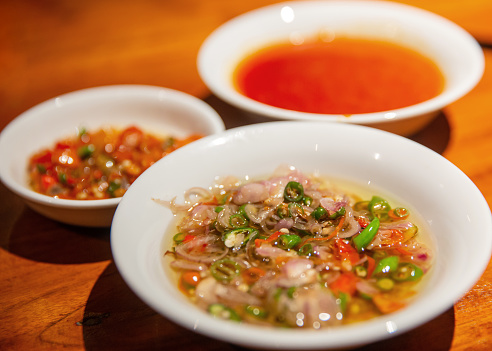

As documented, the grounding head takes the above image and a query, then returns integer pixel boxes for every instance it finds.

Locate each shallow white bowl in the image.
[111,121,491,349]
[0,85,225,227]
[197,0,484,136]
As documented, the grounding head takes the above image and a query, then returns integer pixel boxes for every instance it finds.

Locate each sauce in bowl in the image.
[234,37,444,115]
[164,166,433,328]
[28,126,203,200]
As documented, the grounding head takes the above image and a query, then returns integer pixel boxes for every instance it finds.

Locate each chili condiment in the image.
[28,126,202,200]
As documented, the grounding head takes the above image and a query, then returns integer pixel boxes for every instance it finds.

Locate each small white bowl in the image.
[197,0,484,136]
[0,85,225,227]
[111,121,491,350]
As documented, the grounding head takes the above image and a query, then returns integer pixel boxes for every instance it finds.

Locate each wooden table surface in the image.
[1,1,492,350]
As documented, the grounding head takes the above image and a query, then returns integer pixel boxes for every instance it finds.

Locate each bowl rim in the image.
[197,0,485,124]
[0,84,225,210]
[111,121,492,349]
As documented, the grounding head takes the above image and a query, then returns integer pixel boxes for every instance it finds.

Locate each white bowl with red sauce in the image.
[0,85,225,227]
[197,1,484,136]
[111,121,491,350]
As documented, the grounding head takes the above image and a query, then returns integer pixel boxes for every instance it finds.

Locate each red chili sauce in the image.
[234,37,445,115]
[28,126,203,200]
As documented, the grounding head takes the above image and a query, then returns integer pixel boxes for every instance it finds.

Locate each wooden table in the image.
[1,1,491,350]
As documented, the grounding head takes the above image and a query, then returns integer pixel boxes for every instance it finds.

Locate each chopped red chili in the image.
[28,126,203,200]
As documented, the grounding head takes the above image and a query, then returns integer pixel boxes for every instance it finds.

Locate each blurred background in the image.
[1,0,491,131]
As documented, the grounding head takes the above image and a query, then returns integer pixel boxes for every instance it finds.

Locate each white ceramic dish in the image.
[0,85,225,227]
[111,121,491,350]
[197,0,484,136]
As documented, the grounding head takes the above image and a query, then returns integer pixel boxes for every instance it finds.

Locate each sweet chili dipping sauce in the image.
[234,37,445,115]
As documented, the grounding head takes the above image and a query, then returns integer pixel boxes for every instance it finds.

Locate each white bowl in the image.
[111,121,491,350]
[0,85,225,227]
[197,0,484,136]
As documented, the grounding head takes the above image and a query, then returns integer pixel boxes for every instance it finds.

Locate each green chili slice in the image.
[368,196,391,221]
[58,173,67,184]
[295,229,311,237]
[328,206,346,219]
[107,180,121,197]
[353,200,369,211]
[222,227,258,249]
[391,263,423,282]
[402,225,419,241]
[360,292,373,301]
[373,256,399,276]
[273,288,283,301]
[298,243,313,256]
[353,218,380,251]
[338,292,349,313]
[376,278,395,291]
[287,286,297,299]
[277,204,289,219]
[245,305,268,319]
[278,234,302,250]
[36,164,47,174]
[208,303,241,321]
[311,206,327,220]
[372,250,387,261]
[391,207,409,218]
[216,192,230,205]
[237,204,253,220]
[210,259,241,282]
[77,144,95,159]
[284,181,304,202]
[163,137,176,149]
[214,206,224,213]
[229,214,248,228]
[78,127,87,137]
[173,232,186,243]
[288,202,304,218]
[302,195,313,207]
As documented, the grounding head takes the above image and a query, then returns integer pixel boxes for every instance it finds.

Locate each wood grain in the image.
[1,1,491,350]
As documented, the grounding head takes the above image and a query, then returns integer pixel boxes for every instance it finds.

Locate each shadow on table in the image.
[408,110,451,155]
[204,94,451,155]
[80,261,455,351]
[5,206,112,264]
[81,261,242,351]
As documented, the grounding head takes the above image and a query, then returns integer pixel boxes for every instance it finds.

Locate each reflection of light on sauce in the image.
[234,37,444,115]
